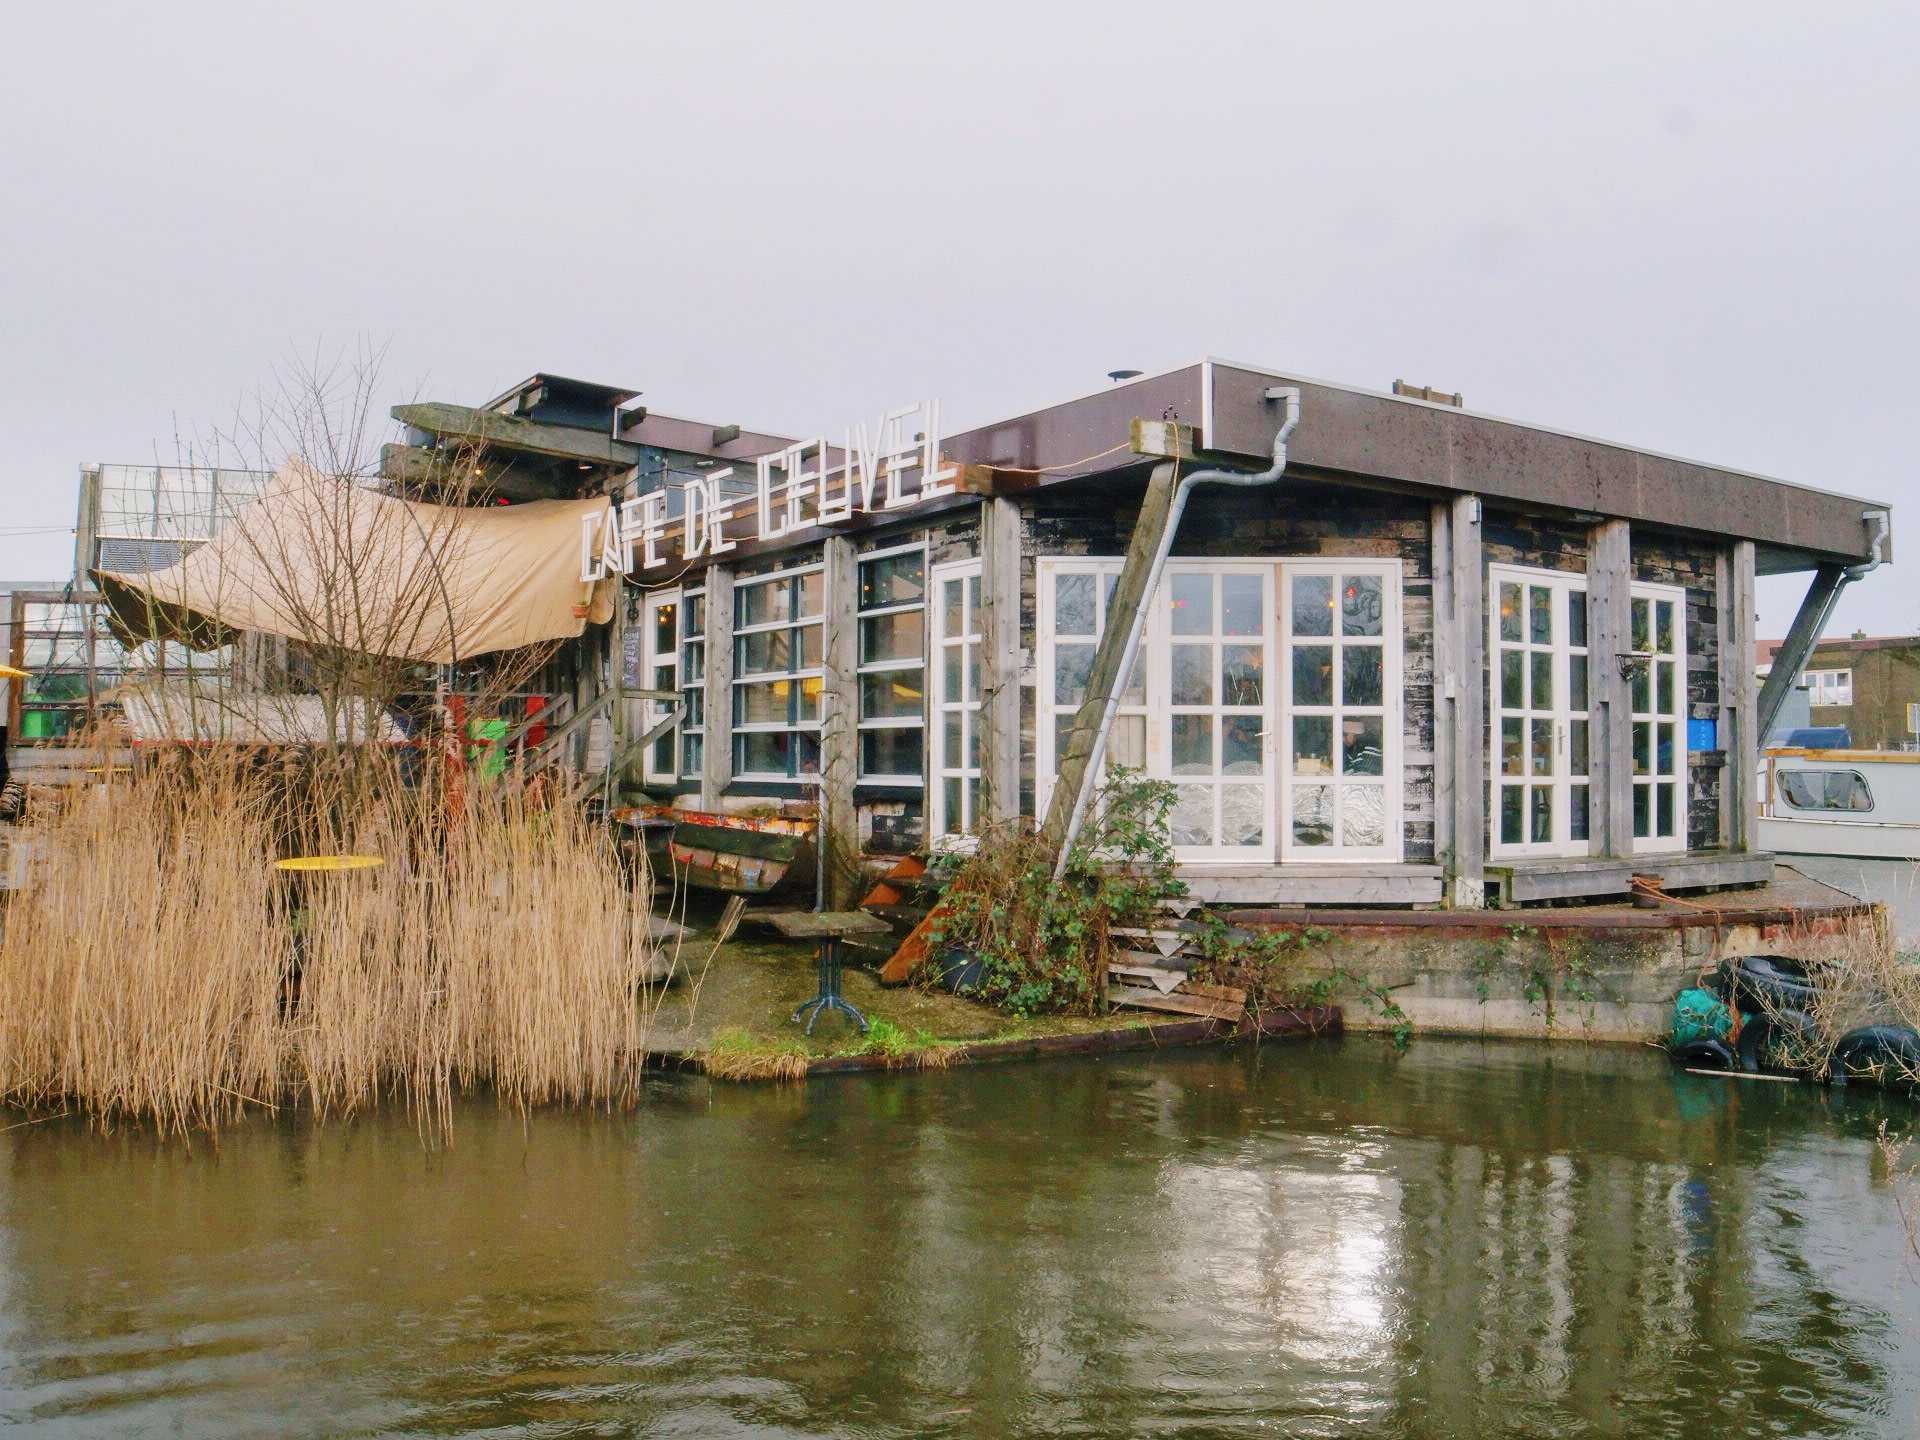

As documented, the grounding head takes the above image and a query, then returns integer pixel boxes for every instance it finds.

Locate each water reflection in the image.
[0,1039,1914,1437]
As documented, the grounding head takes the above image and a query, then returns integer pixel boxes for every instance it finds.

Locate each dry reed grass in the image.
[0,750,665,1137]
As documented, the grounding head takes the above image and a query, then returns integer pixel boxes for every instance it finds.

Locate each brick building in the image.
[1757,634,1920,749]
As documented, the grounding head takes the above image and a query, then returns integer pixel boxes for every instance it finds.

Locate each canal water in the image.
[3,1039,1916,1438]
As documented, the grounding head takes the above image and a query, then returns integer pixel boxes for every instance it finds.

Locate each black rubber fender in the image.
[1717,955,1817,1015]
[1828,1024,1920,1089]
[1737,1008,1820,1076]
[1670,1037,1736,1070]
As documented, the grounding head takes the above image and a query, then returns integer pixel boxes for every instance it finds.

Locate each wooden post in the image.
[1432,495,1486,907]
[819,536,862,909]
[1754,563,1848,743]
[1039,462,1179,857]
[700,564,734,808]
[980,497,1023,822]
[1717,540,1758,850]
[1587,519,1634,858]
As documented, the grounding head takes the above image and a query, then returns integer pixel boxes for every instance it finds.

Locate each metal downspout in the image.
[1052,387,1301,879]
[1801,506,1891,671]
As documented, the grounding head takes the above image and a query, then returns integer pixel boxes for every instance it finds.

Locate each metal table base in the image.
[792,937,868,1035]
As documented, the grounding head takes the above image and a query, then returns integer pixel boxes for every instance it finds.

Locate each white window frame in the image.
[1487,565,1593,859]
[731,561,825,781]
[856,540,928,787]
[930,558,983,837]
[1807,668,1853,706]
[1628,580,1688,853]
[1277,558,1404,863]
[1036,556,1405,865]
[678,586,706,781]
[641,588,680,786]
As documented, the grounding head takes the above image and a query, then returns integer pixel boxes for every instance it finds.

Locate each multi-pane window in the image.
[642,592,679,784]
[1630,585,1686,849]
[857,545,926,784]
[931,561,984,835]
[1807,669,1853,706]
[1490,569,1591,856]
[1038,560,1147,818]
[732,564,824,779]
[1166,566,1270,856]
[679,589,705,780]
[1279,562,1400,860]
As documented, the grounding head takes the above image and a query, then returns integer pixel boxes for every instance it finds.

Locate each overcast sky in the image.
[1,1,1912,638]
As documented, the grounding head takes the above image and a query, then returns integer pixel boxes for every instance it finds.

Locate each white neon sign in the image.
[579,399,957,581]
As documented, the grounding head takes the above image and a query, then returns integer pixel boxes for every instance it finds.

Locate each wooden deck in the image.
[1486,850,1775,906]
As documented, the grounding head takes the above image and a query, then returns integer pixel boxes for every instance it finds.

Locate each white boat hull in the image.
[1758,814,1920,861]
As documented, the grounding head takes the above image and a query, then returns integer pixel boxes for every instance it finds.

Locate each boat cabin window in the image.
[1777,768,1873,813]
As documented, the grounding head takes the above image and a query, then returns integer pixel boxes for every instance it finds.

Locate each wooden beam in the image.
[1039,462,1179,856]
[1588,519,1634,858]
[1432,495,1486,907]
[393,402,642,469]
[819,536,861,909]
[980,497,1023,821]
[1718,540,1758,850]
[700,565,735,807]
[1755,563,1848,742]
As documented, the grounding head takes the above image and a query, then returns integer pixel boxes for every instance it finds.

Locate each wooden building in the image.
[394,363,1894,911]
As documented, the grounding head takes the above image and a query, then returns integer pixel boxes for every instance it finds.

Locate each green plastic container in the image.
[466,717,510,781]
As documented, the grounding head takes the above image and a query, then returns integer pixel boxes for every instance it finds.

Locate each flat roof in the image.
[605,358,1892,570]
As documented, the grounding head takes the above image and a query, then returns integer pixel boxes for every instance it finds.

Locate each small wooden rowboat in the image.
[616,805,818,896]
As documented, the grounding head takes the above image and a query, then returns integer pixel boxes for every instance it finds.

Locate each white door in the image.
[930,560,982,837]
[1630,584,1688,851]
[1161,564,1273,860]
[1489,567,1592,857]
[1278,561,1403,861]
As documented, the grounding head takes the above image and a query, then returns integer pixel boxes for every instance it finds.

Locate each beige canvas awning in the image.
[94,464,617,664]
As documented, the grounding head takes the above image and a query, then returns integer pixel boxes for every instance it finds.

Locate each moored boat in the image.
[615,804,818,896]
[1757,748,1920,862]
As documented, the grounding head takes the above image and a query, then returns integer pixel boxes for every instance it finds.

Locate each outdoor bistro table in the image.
[768,909,892,1036]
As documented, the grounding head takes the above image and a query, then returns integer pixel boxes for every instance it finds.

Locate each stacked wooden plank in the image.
[1106,913,1246,1024]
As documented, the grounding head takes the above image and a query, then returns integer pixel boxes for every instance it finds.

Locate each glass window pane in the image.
[1656,780,1675,838]
[739,731,791,775]
[1221,785,1264,846]
[798,675,823,722]
[1631,597,1651,653]
[1170,573,1212,636]
[1568,591,1587,648]
[1499,583,1523,642]
[1530,785,1553,845]
[1633,722,1651,776]
[738,629,792,675]
[861,671,924,720]
[1656,600,1675,654]
[1341,574,1383,636]
[861,611,922,664]
[736,680,792,726]
[1501,785,1524,845]
[1631,664,1650,714]
[1292,574,1333,636]
[947,717,964,769]
[944,578,968,639]
[1342,716,1384,776]
[1171,645,1213,706]
[1293,716,1334,775]
[1221,574,1263,636]
[1501,651,1523,710]
[1222,716,1263,775]
[860,553,924,608]
[1053,573,1094,635]
[1570,785,1589,841]
[653,601,677,655]
[1656,661,1675,716]
[1570,654,1589,712]
[1052,643,1093,707]
[1569,719,1589,777]
[1530,719,1553,777]
[943,777,963,833]
[1293,785,1333,846]
[1222,646,1264,706]
[1172,786,1214,847]
[1529,586,1552,644]
[1530,652,1553,710]
[1342,646,1383,707]
[965,646,980,703]
[966,574,980,616]
[1108,713,1147,770]
[1657,722,1675,776]
[1501,718,1523,776]
[1341,784,1386,846]
[796,571,824,619]
[1172,715,1213,775]
[682,734,703,776]
[736,579,785,628]
[1294,645,1333,707]
[860,727,923,778]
